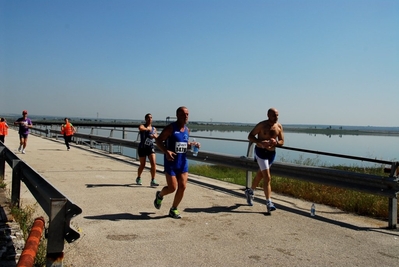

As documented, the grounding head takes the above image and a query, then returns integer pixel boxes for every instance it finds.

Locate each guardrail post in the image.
[54,125,59,140]
[0,146,5,181]
[74,127,79,146]
[122,127,127,139]
[245,142,255,188]
[11,159,22,207]
[74,127,79,145]
[136,133,140,160]
[121,127,126,155]
[46,199,68,267]
[46,252,64,267]
[109,129,114,153]
[388,197,397,229]
[387,162,398,229]
[90,128,94,148]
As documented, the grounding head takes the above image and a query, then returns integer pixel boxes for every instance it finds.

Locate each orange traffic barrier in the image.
[17,216,45,267]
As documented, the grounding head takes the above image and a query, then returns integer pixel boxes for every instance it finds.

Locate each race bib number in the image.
[144,138,153,146]
[175,142,187,153]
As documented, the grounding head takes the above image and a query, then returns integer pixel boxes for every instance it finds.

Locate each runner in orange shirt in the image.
[61,118,76,150]
[0,117,9,143]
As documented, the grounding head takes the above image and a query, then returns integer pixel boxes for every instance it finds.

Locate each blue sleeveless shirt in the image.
[164,122,190,174]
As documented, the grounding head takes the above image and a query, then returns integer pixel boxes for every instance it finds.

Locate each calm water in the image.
[190,130,398,167]
[78,127,398,167]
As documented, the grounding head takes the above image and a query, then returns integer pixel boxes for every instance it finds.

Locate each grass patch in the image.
[11,203,47,267]
[189,163,397,220]
[190,164,248,185]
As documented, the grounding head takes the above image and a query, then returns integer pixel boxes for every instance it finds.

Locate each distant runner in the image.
[14,110,33,154]
[0,117,9,143]
[136,113,159,187]
[61,118,76,150]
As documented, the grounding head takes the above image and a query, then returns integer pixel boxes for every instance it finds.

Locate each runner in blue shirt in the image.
[154,106,200,219]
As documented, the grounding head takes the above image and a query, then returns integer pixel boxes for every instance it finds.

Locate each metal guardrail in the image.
[0,141,82,265]
[30,126,399,229]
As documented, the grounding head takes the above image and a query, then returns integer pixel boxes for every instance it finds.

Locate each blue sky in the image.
[1,0,398,126]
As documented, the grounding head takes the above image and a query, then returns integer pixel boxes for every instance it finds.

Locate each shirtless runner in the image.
[246,108,284,213]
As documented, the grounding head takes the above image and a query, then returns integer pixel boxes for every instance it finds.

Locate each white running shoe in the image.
[22,150,26,154]
[266,201,276,213]
[245,188,254,206]
[18,146,22,152]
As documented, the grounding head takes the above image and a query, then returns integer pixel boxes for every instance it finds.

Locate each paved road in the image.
[2,129,399,267]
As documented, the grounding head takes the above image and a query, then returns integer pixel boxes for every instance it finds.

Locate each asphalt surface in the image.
[1,129,399,267]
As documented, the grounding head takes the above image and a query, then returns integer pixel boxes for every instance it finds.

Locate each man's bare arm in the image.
[248,123,262,145]
[155,125,172,154]
[275,124,284,146]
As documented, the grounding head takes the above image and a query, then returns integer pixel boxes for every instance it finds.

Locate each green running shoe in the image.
[150,180,159,187]
[169,208,181,219]
[154,191,162,209]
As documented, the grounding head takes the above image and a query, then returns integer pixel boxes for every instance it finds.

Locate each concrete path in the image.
[2,129,399,267]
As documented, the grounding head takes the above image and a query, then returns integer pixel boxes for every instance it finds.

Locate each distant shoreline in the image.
[282,127,399,136]
[189,124,399,136]
[3,115,399,136]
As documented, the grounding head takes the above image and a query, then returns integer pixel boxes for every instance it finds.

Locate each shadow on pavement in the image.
[84,212,169,221]
[86,183,138,188]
